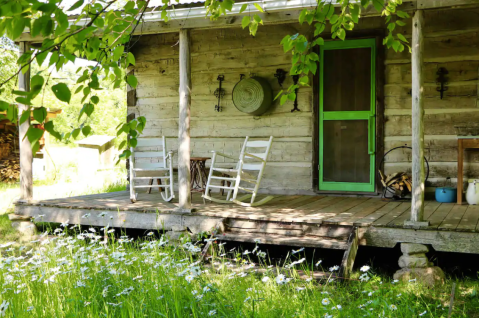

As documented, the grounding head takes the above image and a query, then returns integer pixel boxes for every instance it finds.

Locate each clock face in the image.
[232,77,272,115]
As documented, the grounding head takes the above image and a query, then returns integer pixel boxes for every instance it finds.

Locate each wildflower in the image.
[147,232,154,236]
[305,278,312,282]
[82,213,91,219]
[89,228,96,233]
[208,310,217,316]
[191,290,198,295]
[322,298,330,305]
[196,294,203,301]
[26,306,34,312]
[296,287,306,291]
[389,304,397,311]
[292,247,304,254]
[243,250,251,255]
[244,297,251,302]
[329,265,339,272]
[332,305,342,310]
[246,288,253,292]
[76,280,86,288]
[324,314,332,318]
[0,301,8,317]
[254,239,261,243]
[262,276,270,283]
[392,279,399,284]
[257,251,266,258]
[203,286,211,293]
[315,260,322,266]
[84,302,91,306]
[419,311,427,316]
[409,278,417,282]
[185,275,194,283]
[98,212,108,217]
[60,220,69,227]
[360,265,370,272]
[275,274,287,285]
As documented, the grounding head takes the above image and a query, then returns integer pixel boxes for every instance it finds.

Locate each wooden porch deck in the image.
[14,192,479,254]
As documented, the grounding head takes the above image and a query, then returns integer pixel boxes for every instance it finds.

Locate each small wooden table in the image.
[457,137,479,204]
[190,157,210,193]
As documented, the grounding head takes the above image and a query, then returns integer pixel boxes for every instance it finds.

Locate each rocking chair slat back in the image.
[129,136,175,203]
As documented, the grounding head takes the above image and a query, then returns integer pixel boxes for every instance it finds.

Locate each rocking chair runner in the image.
[203,136,274,207]
[129,137,175,203]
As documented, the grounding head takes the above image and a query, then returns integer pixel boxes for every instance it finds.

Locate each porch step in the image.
[217,232,349,250]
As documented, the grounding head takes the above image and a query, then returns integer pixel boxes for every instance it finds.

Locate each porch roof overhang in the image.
[17,0,479,43]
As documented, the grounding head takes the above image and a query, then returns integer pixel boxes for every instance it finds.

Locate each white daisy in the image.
[360,265,370,272]
[390,304,397,310]
[322,298,330,305]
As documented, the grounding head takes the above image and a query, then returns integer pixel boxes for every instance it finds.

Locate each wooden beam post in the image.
[405,10,429,228]
[177,29,192,212]
[18,42,33,202]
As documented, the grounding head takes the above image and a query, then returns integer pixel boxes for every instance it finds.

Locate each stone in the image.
[393,267,445,287]
[11,221,37,238]
[171,225,186,232]
[401,243,429,255]
[398,254,429,268]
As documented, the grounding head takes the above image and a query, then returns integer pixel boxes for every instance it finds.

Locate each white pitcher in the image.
[466,179,479,205]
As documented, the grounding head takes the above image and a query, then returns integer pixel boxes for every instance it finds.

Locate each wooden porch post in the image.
[177,29,192,212]
[18,42,33,202]
[405,10,429,228]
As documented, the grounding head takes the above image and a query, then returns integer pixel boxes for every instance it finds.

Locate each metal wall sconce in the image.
[214,75,225,112]
[274,69,287,88]
[291,75,300,112]
[436,67,448,99]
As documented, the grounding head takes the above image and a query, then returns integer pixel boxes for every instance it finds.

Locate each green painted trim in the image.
[319,39,376,193]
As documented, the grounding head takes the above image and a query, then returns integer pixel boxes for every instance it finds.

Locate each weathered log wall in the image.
[383,7,479,190]
[129,7,479,194]
[129,24,314,193]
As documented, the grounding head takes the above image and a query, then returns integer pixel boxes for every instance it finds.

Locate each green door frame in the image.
[319,38,376,192]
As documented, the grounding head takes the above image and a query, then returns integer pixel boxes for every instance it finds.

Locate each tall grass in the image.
[0,227,471,318]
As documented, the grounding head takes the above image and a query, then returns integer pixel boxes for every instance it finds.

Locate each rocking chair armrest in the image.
[243,152,266,162]
[210,151,236,160]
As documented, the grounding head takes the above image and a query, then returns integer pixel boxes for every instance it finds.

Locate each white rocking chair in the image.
[203,136,274,207]
[129,137,175,203]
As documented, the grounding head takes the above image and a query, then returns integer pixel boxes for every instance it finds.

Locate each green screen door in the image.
[319,39,376,192]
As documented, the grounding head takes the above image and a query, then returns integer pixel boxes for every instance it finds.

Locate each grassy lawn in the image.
[0,227,477,317]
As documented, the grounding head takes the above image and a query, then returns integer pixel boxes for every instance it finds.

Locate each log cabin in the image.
[12,0,479,279]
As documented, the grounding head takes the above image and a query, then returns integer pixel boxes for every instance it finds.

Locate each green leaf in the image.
[71,128,81,139]
[239,4,248,13]
[41,18,54,37]
[31,142,40,155]
[241,16,250,29]
[299,9,307,24]
[253,3,264,13]
[44,121,62,140]
[222,0,234,11]
[397,33,408,43]
[26,127,44,145]
[127,52,135,66]
[130,138,138,148]
[387,22,396,32]
[396,20,406,27]
[373,0,384,12]
[274,90,283,101]
[30,75,44,98]
[82,125,92,137]
[295,41,308,53]
[337,28,346,40]
[33,107,47,123]
[329,14,339,24]
[280,94,288,105]
[19,108,31,125]
[35,51,49,67]
[298,76,309,85]
[112,46,124,62]
[118,140,127,150]
[55,11,69,36]
[350,4,360,23]
[323,4,335,19]
[51,83,71,103]
[127,75,138,88]
[68,0,84,11]
[91,96,100,104]
[11,17,26,40]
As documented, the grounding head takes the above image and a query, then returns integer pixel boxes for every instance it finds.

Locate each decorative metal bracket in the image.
[436,67,449,99]
[214,75,225,112]
[274,69,287,88]
[291,75,300,112]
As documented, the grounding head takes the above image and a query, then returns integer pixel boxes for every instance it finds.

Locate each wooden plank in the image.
[178,29,192,211]
[387,201,440,228]
[353,201,403,226]
[426,203,455,228]
[18,42,33,201]
[371,202,411,227]
[410,9,426,223]
[457,205,479,232]
[339,227,359,279]
[322,198,376,225]
[423,201,442,219]
[340,199,389,225]
[438,205,468,230]
[218,232,348,249]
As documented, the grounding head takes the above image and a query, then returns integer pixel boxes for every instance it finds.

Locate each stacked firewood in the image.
[0,131,20,182]
[379,171,412,197]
